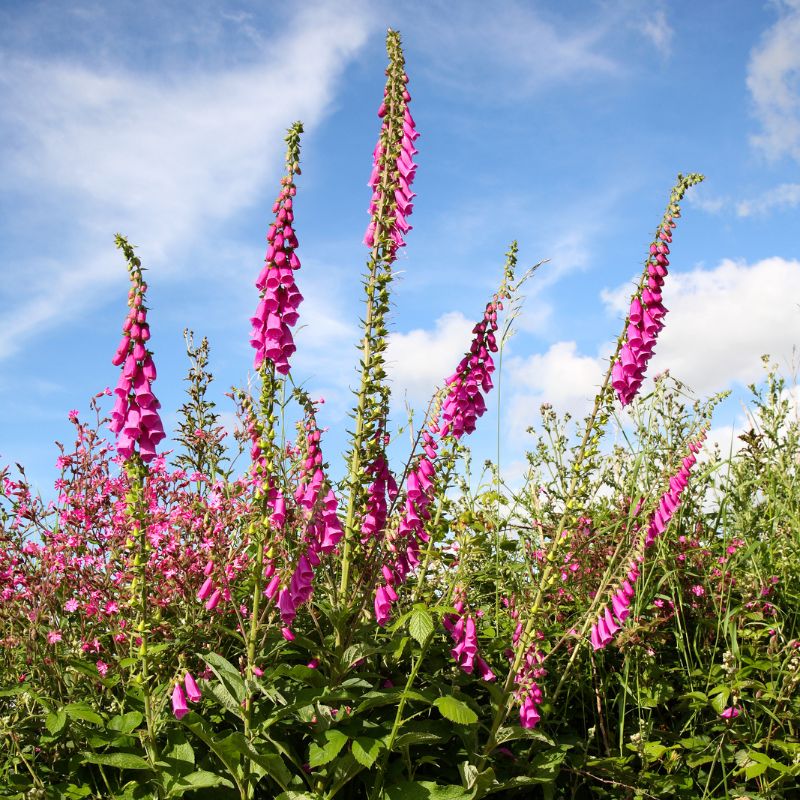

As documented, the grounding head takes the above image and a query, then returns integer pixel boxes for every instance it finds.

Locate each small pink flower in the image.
[691,585,705,597]
[184,672,202,703]
[720,706,739,720]
[96,660,109,678]
[64,598,79,613]
[47,630,62,645]
[172,683,189,720]
[252,666,264,677]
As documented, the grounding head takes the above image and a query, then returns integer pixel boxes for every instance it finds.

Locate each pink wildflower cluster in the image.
[439,294,502,439]
[271,404,343,632]
[361,453,398,542]
[513,643,546,729]
[109,241,165,462]
[611,173,704,405]
[250,127,303,375]
[364,44,418,255]
[172,671,202,719]
[374,428,437,625]
[443,588,495,680]
[590,431,706,650]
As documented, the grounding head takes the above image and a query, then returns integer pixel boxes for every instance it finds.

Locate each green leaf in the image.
[384,781,471,800]
[309,729,349,767]
[433,696,478,725]
[168,770,234,795]
[46,710,68,735]
[408,607,434,646]
[83,752,151,770]
[351,736,382,768]
[65,703,104,725]
[108,712,143,735]
[201,652,246,704]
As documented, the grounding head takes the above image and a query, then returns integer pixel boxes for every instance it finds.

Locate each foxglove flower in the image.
[612,173,704,405]
[172,682,188,720]
[184,671,202,703]
[109,236,165,462]
[364,30,418,258]
[250,122,304,376]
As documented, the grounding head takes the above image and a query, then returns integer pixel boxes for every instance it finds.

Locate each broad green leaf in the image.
[108,712,143,735]
[65,703,104,725]
[168,770,234,795]
[83,752,151,770]
[208,681,243,717]
[309,729,349,767]
[351,736,382,768]
[221,733,292,789]
[46,710,68,735]
[201,652,246,704]
[433,696,478,725]
[408,607,434,646]
[384,781,471,799]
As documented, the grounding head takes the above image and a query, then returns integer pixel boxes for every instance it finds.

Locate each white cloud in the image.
[603,257,800,395]
[736,182,800,216]
[505,341,605,435]
[637,8,673,57]
[385,311,475,405]
[0,3,373,359]
[747,0,800,161]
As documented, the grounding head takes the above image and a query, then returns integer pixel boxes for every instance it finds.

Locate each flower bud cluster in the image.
[109,237,165,462]
[612,174,704,406]
[364,30,418,257]
[250,123,304,376]
[172,671,202,719]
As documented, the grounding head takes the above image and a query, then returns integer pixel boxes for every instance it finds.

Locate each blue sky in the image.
[1,0,799,492]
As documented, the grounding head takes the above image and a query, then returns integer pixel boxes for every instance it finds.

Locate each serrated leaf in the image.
[46,710,67,735]
[433,696,478,725]
[208,681,243,717]
[408,607,434,646]
[201,652,246,704]
[83,752,151,770]
[384,781,471,800]
[351,736,382,768]
[108,712,143,735]
[309,729,349,767]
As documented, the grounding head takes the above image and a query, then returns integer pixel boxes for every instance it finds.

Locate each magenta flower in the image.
[250,123,304,376]
[720,706,740,720]
[109,237,165,462]
[364,31,418,258]
[184,672,202,703]
[172,682,189,720]
[611,174,704,405]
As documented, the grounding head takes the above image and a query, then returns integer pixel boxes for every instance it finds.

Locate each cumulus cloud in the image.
[747,0,800,161]
[602,257,800,395]
[385,311,475,406]
[0,3,373,359]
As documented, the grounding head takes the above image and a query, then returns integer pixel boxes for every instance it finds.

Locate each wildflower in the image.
[691,584,705,597]
[720,706,739,720]
[96,660,109,678]
[109,236,165,462]
[250,123,304,376]
[611,174,704,405]
[364,29,418,257]
[184,672,202,703]
[172,683,189,720]
[47,630,62,644]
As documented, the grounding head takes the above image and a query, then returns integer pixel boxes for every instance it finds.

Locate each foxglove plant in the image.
[611,173,704,406]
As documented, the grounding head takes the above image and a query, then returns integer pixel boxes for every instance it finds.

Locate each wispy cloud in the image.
[0,2,374,359]
[747,0,800,161]
[736,182,800,216]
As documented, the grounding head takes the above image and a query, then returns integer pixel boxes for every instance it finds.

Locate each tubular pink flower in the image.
[184,672,202,703]
[250,123,304,376]
[612,174,704,405]
[172,683,189,720]
[109,238,165,462]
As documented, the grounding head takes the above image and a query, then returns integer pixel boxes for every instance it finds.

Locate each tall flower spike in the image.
[364,29,418,258]
[250,122,304,376]
[611,173,704,406]
[109,236,165,463]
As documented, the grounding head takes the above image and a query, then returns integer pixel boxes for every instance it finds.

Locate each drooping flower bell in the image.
[109,236,165,463]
